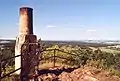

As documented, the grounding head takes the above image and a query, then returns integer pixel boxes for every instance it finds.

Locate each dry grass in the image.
[38,62,76,69]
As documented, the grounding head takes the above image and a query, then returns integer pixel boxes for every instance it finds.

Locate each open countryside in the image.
[1,0,120,81]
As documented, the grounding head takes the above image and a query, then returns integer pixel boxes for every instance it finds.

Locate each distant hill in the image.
[0,39,116,48]
[0,39,15,47]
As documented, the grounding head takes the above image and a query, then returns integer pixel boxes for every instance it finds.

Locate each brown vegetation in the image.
[32,66,120,81]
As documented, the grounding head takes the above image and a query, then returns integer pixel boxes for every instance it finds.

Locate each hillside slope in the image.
[31,66,120,81]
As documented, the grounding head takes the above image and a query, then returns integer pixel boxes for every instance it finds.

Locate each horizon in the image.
[1,38,120,41]
[1,0,120,40]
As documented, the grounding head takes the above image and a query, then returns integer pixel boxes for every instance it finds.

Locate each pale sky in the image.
[1,0,120,40]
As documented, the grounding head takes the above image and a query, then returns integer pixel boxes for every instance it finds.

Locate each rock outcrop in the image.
[30,66,120,81]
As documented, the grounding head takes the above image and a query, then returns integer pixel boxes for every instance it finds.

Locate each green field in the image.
[89,47,120,53]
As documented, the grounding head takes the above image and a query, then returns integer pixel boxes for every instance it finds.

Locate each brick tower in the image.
[15,7,37,75]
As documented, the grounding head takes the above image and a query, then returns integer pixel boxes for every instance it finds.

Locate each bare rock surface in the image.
[30,66,120,81]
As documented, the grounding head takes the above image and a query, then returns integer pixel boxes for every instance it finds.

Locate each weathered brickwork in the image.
[15,7,38,75]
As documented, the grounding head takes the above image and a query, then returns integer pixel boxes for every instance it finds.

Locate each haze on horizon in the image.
[1,0,120,40]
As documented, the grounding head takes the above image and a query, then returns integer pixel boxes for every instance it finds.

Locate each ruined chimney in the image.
[19,7,33,35]
[15,7,37,75]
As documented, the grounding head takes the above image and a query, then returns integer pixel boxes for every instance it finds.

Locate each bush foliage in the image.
[41,45,120,77]
[1,43,120,79]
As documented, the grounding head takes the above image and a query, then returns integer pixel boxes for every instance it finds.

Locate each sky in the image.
[1,0,120,40]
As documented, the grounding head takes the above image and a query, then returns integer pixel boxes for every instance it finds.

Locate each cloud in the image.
[46,25,56,28]
[86,29,97,33]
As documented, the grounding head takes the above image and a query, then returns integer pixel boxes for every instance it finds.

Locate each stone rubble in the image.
[29,66,120,81]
